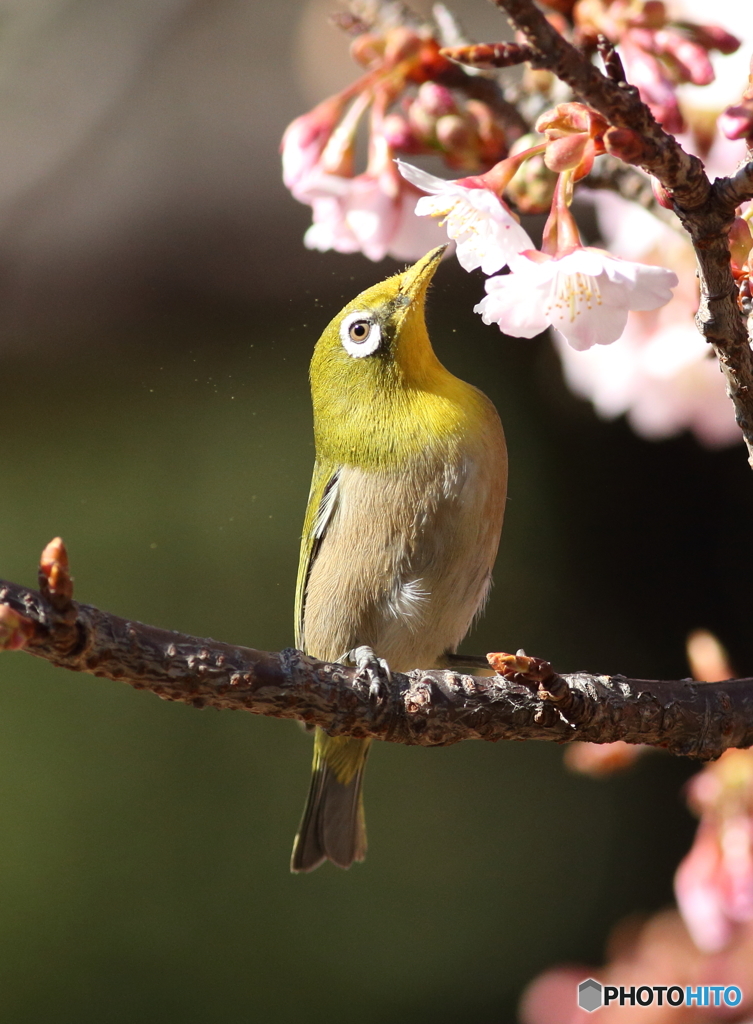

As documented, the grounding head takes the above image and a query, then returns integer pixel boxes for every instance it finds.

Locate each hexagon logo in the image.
[578,978,603,1013]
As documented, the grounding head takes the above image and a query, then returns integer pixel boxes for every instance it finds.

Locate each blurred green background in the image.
[0,2,751,1022]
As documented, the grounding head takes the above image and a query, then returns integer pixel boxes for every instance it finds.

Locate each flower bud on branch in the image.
[440,41,537,70]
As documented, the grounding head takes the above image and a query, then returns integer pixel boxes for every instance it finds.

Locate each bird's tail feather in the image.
[291,732,370,873]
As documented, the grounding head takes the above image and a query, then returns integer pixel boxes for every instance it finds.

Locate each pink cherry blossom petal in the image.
[302,172,445,262]
[478,248,678,350]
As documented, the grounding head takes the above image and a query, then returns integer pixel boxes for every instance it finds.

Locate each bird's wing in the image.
[294,459,341,651]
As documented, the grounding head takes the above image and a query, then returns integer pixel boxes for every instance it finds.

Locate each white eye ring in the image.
[339,311,381,358]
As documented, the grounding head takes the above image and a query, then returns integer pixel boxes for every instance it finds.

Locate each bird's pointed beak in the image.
[399,245,447,302]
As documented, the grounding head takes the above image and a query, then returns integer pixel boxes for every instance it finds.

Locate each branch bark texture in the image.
[2,544,752,762]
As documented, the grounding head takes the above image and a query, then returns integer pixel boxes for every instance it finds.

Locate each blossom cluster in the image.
[282,8,512,263]
[282,0,749,446]
[399,100,679,352]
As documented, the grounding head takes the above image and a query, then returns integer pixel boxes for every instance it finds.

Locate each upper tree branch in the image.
[2,542,753,761]
[488,0,753,469]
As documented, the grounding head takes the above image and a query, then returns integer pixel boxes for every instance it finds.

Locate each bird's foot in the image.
[342,645,392,703]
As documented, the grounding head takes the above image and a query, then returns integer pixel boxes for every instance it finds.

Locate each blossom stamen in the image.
[546,270,603,324]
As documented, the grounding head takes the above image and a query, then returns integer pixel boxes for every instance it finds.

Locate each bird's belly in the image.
[303,441,507,672]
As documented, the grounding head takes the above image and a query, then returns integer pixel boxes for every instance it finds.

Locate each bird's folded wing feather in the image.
[294,459,341,652]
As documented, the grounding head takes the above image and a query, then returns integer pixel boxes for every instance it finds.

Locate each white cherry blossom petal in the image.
[395,161,451,195]
[397,159,533,274]
[474,274,549,338]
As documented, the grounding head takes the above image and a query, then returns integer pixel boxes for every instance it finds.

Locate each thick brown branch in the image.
[2,546,753,761]
[722,159,753,209]
[491,0,753,468]
[493,0,708,204]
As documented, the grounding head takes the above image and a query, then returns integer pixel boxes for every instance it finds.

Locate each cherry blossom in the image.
[554,311,738,445]
[475,247,678,350]
[281,97,349,200]
[302,171,445,262]
[397,160,533,274]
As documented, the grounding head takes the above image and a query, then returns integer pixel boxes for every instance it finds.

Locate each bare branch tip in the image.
[596,34,626,83]
[487,650,554,683]
[38,537,74,609]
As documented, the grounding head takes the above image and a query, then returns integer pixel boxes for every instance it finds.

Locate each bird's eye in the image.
[349,320,370,343]
[340,311,381,358]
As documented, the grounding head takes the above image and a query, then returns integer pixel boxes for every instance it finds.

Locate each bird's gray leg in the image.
[340,645,392,702]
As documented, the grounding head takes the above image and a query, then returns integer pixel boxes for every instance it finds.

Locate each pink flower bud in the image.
[651,176,674,209]
[435,114,474,151]
[603,126,648,164]
[729,218,753,276]
[465,100,507,166]
[683,22,740,56]
[506,165,556,214]
[281,98,345,194]
[675,750,753,953]
[506,134,556,214]
[536,101,607,140]
[416,81,457,118]
[350,34,386,67]
[544,132,590,172]
[655,29,714,86]
[407,97,437,141]
[620,36,685,133]
[537,101,599,137]
[719,101,753,141]
[381,113,424,153]
[383,26,422,64]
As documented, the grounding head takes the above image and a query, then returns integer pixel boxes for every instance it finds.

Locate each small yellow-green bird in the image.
[290,246,507,873]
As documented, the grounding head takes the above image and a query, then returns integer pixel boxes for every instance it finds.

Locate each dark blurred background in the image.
[0,1,751,1021]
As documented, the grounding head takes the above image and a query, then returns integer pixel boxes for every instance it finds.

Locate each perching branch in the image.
[450,0,753,468]
[2,541,753,761]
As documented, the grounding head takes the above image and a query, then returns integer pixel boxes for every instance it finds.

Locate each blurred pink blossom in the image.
[675,750,753,954]
[556,193,739,445]
[619,34,685,134]
[302,170,445,262]
[281,97,348,199]
[519,906,753,1024]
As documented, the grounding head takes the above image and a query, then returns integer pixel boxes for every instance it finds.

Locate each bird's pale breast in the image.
[302,402,507,672]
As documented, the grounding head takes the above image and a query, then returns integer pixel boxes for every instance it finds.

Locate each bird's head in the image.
[310,245,447,400]
[308,246,470,468]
